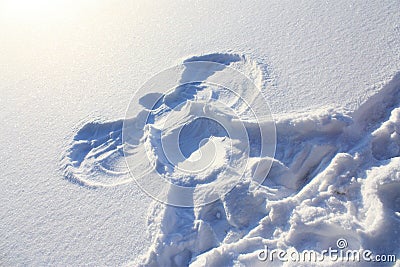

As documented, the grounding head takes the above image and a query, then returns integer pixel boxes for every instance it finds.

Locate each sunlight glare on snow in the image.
[0,0,74,21]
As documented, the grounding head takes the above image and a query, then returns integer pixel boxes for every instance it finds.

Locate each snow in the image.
[132,65,400,266]
[1,0,400,266]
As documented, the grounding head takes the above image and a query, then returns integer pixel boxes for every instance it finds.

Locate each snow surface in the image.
[115,53,400,266]
[1,0,400,266]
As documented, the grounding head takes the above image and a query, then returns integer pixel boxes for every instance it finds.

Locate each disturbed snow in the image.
[62,53,400,266]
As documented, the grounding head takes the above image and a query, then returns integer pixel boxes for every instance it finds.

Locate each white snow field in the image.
[1,0,400,266]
